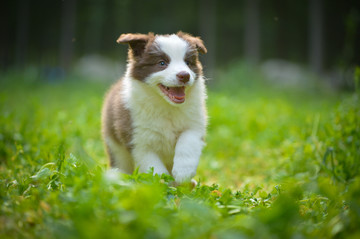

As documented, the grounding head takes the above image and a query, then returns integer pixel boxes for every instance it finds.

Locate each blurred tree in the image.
[199,0,217,78]
[59,0,77,71]
[83,0,105,54]
[341,9,359,67]
[244,0,260,64]
[273,0,289,60]
[15,0,29,69]
[0,1,12,70]
[309,0,324,74]
[1,0,359,75]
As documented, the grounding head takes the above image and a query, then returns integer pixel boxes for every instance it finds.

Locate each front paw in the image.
[172,166,196,184]
[170,179,197,190]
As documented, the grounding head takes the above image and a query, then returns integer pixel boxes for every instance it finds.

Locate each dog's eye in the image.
[159,61,167,66]
[185,60,192,66]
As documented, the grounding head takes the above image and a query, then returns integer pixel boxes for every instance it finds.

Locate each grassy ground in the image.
[1,64,359,238]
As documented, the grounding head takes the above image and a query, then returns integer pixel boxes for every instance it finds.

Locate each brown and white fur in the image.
[101,32,207,184]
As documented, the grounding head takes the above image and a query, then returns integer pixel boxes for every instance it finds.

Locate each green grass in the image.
[1,64,359,238]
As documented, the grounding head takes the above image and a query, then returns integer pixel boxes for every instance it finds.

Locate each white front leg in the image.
[133,150,169,176]
[172,130,205,183]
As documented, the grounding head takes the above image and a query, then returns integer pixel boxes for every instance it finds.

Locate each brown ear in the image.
[177,31,207,54]
[116,33,152,57]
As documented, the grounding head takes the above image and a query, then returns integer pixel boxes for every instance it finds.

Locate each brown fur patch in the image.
[131,42,171,81]
[184,47,202,77]
[117,33,154,58]
[177,31,207,54]
[117,32,172,81]
[177,32,207,78]
[102,79,133,166]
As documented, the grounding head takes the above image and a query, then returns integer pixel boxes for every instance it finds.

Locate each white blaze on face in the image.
[156,35,188,64]
[144,35,197,105]
[148,35,195,87]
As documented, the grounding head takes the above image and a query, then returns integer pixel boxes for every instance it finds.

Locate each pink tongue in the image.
[168,87,185,98]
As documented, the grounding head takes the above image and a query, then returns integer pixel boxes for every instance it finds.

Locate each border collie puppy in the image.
[101,32,207,184]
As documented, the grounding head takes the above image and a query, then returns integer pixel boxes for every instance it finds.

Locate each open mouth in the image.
[158,84,186,104]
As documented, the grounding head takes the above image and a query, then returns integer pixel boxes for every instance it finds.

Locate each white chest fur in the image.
[124,76,207,174]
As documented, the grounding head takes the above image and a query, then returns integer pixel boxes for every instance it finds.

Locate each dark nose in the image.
[176,71,190,84]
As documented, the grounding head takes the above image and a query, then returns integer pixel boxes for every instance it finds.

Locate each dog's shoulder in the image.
[102,78,133,150]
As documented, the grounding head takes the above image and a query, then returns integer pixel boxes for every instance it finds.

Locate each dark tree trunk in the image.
[244,0,260,64]
[59,0,77,71]
[15,0,30,69]
[0,1,11,70]
[199,0,217,78]
[309,0,324,74]
[84,1,105,54]
[274,0,288,60]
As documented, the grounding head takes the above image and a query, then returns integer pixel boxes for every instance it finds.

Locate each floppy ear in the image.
[193,38,207,54]
[116,33,151,57]
[177,31,207,54]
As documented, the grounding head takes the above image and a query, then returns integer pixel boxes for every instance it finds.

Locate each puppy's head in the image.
[117,32,207,105]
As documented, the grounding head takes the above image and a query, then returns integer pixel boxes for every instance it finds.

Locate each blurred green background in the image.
[1,0,360,88]
[1,0,360,238]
